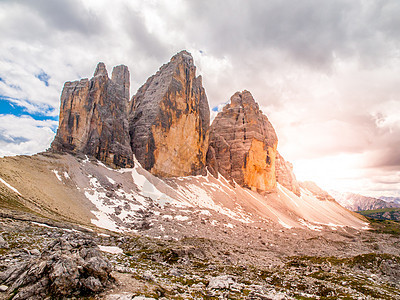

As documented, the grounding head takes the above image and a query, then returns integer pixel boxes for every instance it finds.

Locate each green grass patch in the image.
[364,217,400,235]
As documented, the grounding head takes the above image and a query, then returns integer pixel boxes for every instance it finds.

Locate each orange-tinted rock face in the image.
[129,51,210,177]
[207,91,278,193]
[243,139,277,192]
[51,63,133,168]
[275,152,301,196]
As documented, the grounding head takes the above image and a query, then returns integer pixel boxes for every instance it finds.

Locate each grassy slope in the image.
[358,207,400,221]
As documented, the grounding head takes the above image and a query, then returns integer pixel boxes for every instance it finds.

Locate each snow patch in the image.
[175,215,189,221]
[278,220,293,229]
[362,223,371,230]
[90,210,120,232]
[174,182,251,223]
[98,245,123,254]
[52,170,62,182]
[299,219,323,231]
[98,233,110,237]
[0,177,21,195]
[278,184,299,207]
[31,221,77,233]
[96,160,113,171]
[106,176,116,184]
[83,175,151,232]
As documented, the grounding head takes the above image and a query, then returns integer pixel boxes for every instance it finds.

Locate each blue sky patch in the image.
[212,106,219,112]
[36,70,51,86]
[0,95,58,126]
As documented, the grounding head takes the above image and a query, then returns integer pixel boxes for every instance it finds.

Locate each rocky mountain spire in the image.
[51,63,133,168]
[93,62,108,77]
[128,50,210,177]
[111,65,130,100]
[207,90,278,193]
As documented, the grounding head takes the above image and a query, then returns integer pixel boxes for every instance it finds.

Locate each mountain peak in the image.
[229,90,259,111]
[111,65,130,100]
[129,51,209,177]
[94,62,108,77]
[172,49,193,60]
[51,62,132,168]
[207,91,278,193]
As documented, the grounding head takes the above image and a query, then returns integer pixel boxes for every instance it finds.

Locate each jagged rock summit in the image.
[207,91,279,193]
[50,50,298,196]
[51,51,210,177]
[51,63,133,168]
[129,50,210,177]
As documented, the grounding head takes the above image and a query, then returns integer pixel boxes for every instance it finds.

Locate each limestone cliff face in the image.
[275,152,301,196]
[129,51,210,177]
[207,91,278,193]
[51,63,133,168]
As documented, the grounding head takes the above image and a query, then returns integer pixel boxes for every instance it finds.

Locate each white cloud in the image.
[0,115,57,157]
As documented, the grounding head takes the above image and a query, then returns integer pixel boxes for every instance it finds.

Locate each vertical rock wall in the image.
[128,51,210,177]
[207,91,278,193]
[51,63,133,168]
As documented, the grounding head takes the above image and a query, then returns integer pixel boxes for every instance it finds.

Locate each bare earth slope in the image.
[0,153,367,234]
[1,153,400,299]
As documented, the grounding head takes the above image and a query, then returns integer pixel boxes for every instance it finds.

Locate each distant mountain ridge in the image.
[380,196,400,205]
[330,191,400,211]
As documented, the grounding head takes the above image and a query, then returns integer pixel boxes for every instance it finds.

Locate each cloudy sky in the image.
[1,0,399,197]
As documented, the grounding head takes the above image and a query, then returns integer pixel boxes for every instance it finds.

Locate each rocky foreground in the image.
[1,211,400,299]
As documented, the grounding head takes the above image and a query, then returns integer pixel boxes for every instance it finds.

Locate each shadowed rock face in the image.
[207,91,278,193]
[51,63,133,168]
[276,152,301,196]
[129,50,210,177]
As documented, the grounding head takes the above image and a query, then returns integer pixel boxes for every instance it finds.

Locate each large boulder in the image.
[0,234,113,299]
[51,63,133,168]
[129,51,210,177]
[207,91,278,193]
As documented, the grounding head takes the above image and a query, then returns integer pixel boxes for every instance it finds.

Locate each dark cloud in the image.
[18,0,104,35]
[183,0,400,71]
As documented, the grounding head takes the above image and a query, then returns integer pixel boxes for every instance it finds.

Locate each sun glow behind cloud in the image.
[293,154,362,190]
